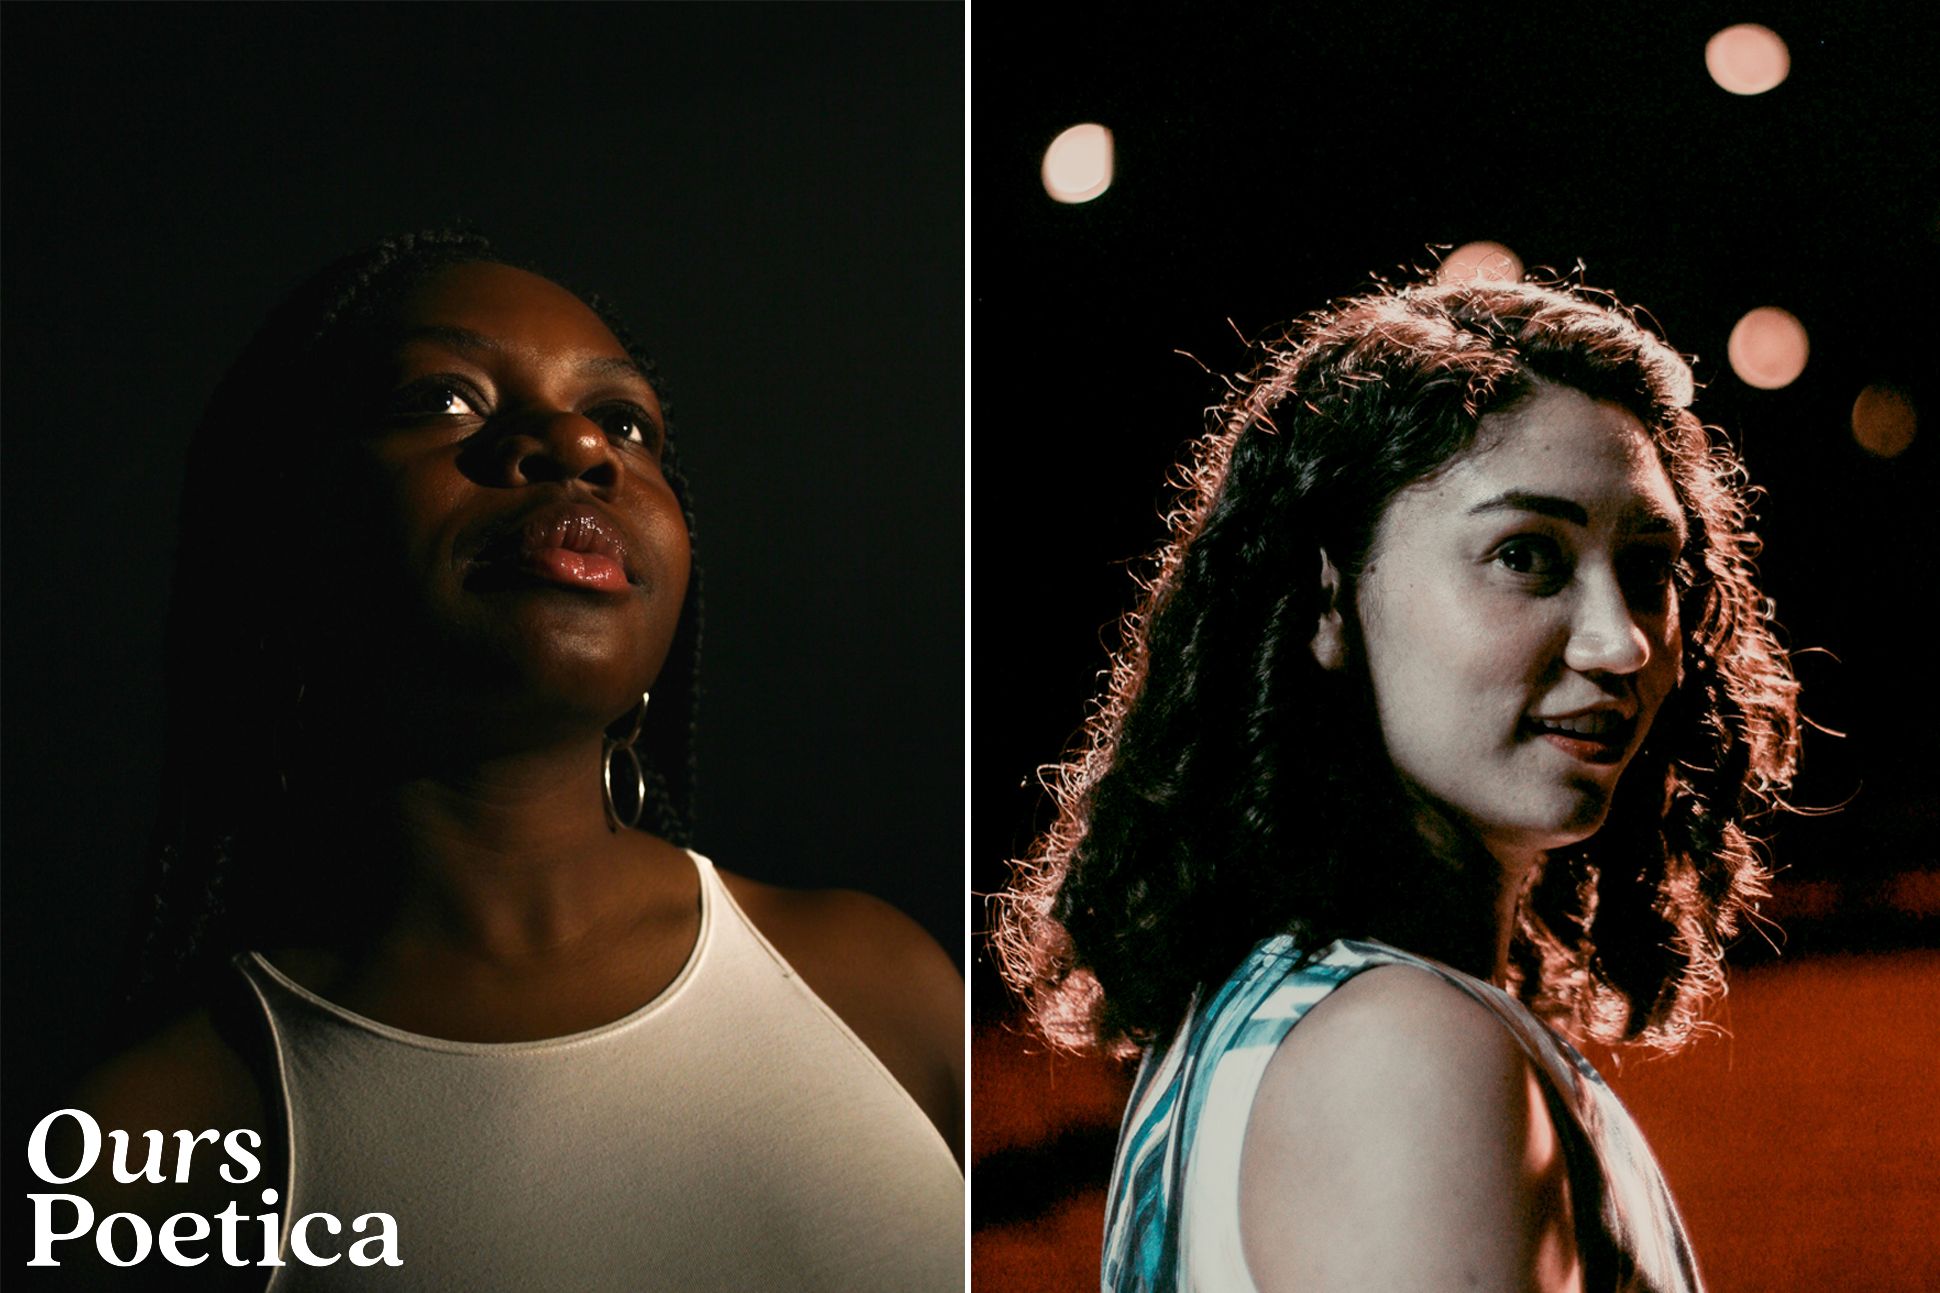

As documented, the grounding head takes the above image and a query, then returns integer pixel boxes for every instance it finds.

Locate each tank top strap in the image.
[228,846,960,1291]
[1102,935,1703,1293]
[1108,937,1390,1291]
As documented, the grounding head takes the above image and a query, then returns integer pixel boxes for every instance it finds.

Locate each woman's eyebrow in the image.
[393,324,654,388]
[577,354,655,387]
[1468,489,1687,541]
[1467,490,1588,525]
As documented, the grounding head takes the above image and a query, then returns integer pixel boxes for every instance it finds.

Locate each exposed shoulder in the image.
[1238,964,1579,1292]
[34,1008,278,1288]
[718,870,962,1159]
[70,1007,268,1144]
[719,872,957,995]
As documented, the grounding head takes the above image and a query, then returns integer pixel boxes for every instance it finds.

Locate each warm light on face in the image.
[1727,307,1809,389]
[1353,386,1685,865]
[1438,241,1523,285]
[1851,384,1918,458]
[1042,123,1114,204]
[1706,24,1790,95]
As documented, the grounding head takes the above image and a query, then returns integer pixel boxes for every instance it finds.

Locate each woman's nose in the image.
[1563,572,1651,676]
[496,411,620,491]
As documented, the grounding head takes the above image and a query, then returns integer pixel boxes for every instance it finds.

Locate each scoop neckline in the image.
[243,847,714,1055]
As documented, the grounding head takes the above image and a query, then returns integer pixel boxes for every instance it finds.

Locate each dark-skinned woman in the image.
[46,231,963,1291]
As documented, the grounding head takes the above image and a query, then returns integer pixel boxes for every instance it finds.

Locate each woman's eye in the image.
[387,381,482,421]
[1619,547,1681,598]
[1494,535,1568,581]
[591,404,662,451]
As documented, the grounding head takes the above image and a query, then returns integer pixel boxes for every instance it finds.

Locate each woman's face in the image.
[300,261,690,738]
[1350,382,1685,866]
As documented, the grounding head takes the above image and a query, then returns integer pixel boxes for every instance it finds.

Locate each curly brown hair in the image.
[995,277,1800,1056]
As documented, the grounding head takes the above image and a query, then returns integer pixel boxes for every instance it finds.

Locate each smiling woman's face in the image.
[301,261,690,740]
[1349,382,1686,868]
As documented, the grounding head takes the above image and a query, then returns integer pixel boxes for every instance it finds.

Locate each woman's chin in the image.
[1475,791,1616,861]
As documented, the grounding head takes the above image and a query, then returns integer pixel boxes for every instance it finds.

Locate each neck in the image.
[1483,842,1541,986]
[1401,793,1538,986]
[280,732,653,961]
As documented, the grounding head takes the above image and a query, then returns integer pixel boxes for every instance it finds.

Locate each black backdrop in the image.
[1,2,963,1163]
[971,2,1938,1021]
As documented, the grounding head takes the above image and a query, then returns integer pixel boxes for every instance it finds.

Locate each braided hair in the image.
[128,229,703,1029]
[996,278,1799,1057]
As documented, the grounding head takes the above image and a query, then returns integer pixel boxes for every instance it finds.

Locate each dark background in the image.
[973,0,1937,1006]
[1,1,963,1176]
[971,4,1937,1288]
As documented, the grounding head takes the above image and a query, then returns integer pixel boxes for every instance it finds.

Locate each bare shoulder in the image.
[720,872,956,990]
[31,1009,277,1288]
[70,1008,268,1142]
[715,871,963,1040]
[718,870,962,1158]
[1238,965,1579,1292]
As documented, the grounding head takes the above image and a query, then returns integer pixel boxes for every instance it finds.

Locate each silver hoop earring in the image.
[602,691,650,832]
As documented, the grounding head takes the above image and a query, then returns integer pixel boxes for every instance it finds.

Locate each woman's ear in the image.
[1309,549,1347,671]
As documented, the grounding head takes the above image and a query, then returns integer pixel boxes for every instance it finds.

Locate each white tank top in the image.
[233,850,963,1291]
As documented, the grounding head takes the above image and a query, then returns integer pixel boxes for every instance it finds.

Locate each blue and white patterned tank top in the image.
[1101,936,1703,1292]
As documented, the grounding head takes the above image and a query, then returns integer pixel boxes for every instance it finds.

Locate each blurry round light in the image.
[1437,240,1523,284]
[1851,384,1918,458]
[1706,24,1790,95]
[1727,307,1809,389]
[1042,123,1114,204]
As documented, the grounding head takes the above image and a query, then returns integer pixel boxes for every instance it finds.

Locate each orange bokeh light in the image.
[1437,241,1524,285]
[1042,123,1114,205]
[1851,384,1918,458]
[1727,307,1809,390]
[1706,24,1790,95]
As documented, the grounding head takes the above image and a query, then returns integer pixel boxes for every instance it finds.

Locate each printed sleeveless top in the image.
[1101,937,1702,1292]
